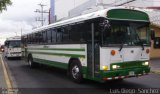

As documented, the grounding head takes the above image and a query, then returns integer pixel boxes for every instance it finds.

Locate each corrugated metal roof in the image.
[147,11,160,27]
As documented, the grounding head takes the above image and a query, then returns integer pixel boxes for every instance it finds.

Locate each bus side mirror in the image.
[99,20,110,29]
[151,29,155,40]
[4,42,7,46]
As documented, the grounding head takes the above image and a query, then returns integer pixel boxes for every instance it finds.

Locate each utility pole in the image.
[35,3,49,26]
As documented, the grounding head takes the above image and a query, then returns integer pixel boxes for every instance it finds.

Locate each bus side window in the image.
[42,31,47,43]
[84,22,91,42]
[32,33,36,44]
[56,28,63,43]
[29,34,32,44]
[76,23,86,43]
[70,24,77,43]
[38,32,43,44]
[70,23,86,43]
[30,33,33,44]
[94,22,101,42]
[36,32,39,44]
[27,35,29,44]
[51,28,57,43]
[47,30,52,43]
[35,32,39,44]
[63,26,70,43]
[28,35,31,44]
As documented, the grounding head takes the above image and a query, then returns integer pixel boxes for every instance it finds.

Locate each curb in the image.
[2,56,18,88]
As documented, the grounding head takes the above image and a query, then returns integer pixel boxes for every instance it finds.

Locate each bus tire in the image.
[114,78,124,82]
[7,57,10,60]
[69,60,83,83]
[28,55,36,68]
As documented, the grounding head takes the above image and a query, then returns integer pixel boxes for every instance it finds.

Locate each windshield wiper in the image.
[138,39,145,51]
[135,33,144,50]
[119,43,124,52]
[139,41,144,50]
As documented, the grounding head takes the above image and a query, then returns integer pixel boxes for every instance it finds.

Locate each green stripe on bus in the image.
[28,48,85,51]
[29,51,85,58]
[33,58,68,69]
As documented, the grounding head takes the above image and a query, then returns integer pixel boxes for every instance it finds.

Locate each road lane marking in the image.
[0,55,13,94]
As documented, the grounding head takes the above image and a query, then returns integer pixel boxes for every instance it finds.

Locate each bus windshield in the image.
[8,40,21,48]
[102,20,150,46]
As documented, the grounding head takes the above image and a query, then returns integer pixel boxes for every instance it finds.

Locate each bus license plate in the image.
[129,71,135,76]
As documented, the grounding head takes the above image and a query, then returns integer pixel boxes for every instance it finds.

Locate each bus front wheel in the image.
[69,61,83,83]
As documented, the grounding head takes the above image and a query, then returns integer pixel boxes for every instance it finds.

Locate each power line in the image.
[35,3,49,26]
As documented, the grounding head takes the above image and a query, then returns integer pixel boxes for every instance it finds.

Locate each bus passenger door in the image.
[87,23,100,78]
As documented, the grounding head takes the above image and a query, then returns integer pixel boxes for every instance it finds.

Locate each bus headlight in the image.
[112,65,120,69]
[102,66,108,70]
[142,62,149,66]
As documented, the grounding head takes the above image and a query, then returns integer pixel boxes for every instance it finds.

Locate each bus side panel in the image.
[27,44,87,70]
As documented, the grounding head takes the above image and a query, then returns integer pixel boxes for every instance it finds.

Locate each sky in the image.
[0,0,49,45]
[0,0,160,45]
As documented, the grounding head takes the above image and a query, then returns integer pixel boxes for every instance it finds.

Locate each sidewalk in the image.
[0,54,7,88]
[150,58,160,74]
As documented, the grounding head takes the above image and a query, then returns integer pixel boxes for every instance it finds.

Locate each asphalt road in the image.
[2,55,160,94]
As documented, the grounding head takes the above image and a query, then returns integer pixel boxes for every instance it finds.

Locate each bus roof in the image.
[23,7,149,36]
[6,36,21,41]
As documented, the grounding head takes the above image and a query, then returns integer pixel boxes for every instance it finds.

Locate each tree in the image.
[0,0,12,12]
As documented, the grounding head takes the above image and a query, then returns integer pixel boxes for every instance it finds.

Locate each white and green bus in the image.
[22,7,151,83]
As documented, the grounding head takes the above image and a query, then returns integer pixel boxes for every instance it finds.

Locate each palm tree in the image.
[0,0,12,12]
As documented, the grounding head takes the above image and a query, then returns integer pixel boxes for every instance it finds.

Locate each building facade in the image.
[50,0,155,21]
[150,24,160,59]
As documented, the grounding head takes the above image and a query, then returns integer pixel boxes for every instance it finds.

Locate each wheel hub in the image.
[72,65,79,79]
[29,60,32,66]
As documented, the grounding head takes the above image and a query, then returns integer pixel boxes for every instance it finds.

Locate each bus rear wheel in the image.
[69,61,83,83]
[28,55,36,68]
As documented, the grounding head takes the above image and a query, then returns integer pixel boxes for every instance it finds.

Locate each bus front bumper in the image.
[101,67,150,81]
[7,53,22,57]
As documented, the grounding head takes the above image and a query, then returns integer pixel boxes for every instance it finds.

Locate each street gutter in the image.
[151,70,160,74]
[0,54,18,94]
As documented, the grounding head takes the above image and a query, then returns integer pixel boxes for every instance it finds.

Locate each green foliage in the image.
[0,0,12,12]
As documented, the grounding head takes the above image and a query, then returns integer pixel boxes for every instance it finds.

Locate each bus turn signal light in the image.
[111,50,116,56]
[102,66,108,70]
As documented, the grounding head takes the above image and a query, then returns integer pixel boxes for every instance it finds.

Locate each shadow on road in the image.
[4,58,156,94]
[6,57,22,61]
[20,64,146,88]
